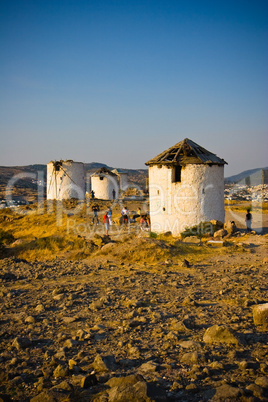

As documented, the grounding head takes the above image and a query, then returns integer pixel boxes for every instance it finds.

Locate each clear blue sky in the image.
[0,0,267,176]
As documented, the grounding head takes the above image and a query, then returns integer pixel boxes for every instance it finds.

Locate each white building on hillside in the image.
[47,160,85,200]
[91,168,119,200]
[145,138,227,235]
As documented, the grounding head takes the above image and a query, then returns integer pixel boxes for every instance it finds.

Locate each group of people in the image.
[91,203,253,236]
[91,204,151,235]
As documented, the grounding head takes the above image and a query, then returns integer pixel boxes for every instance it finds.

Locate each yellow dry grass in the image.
[1,200,266,262]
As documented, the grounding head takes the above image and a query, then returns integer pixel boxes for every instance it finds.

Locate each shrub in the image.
[181,222,216,239]
[0,228,15,245]
[149,232,157,239]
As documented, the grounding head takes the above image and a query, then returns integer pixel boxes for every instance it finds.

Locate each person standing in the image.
[121,206,129,225]
[107,207,112,225]
[92,204,99,225]
[104,211,110,235]
[245,209,252,232]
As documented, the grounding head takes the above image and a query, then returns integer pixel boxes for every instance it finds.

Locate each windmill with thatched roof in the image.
[145,138,227,235]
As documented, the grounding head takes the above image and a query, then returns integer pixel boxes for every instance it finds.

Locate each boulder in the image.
[214,229,228,238]
[92,354,116,372]
[203,325,240,345]
[106,375,167,401]
[183,236,201,244]
[252,303,268,330]
[255,376,268,389]
[212,384,241,400]
[224,221,237,234]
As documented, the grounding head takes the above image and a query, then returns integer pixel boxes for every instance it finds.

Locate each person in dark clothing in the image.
[92,204,99,225]
[245,209,252,232]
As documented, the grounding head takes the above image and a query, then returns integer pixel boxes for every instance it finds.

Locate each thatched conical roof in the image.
[145,138,227,166]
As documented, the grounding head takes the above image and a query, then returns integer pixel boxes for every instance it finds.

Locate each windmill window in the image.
[173,165,182,183]
[99,176,104,181]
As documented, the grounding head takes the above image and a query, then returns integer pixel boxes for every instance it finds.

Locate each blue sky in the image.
[0,0,267,176]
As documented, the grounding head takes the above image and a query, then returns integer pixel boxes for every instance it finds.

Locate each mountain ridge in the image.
[1,164,267,186]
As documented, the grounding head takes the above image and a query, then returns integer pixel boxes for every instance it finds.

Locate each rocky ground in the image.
[0,232,267,401]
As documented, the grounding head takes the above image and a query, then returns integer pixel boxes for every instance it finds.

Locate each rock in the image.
[181,351,199,365]
[255,376,268,388]
[246,383,265,399]
[92,354,116,372]
[181,259,191,268]
[252,303,268,330]
[224,221,237,234]
[52,287,65,296]
[164,259,172,266]
[35,304,45,313]
[212,383,241,400]
[179,340,200,349]
[63,339,77,348]
[53,364,69,378]
[214,229,228,238]
[203,325,240,345]
[25,316,35,324]
[138,361,159,373]
[182,296,198,306]
[30,387,73,402]
[76,329,86,340]
[62,316,77,323]
[30,391,57,402]
[127,345,140,357]
[12,337,32,350]
[210,361,224,370]
[106,375,167,401]
[52,381,74,392]
[53,294,65,301]
[81,373,98,388]
[68,359,77,370]
[183,236,201,244]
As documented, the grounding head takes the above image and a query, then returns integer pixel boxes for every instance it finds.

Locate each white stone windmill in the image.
[46,160,85,200]
[145,138,227,235]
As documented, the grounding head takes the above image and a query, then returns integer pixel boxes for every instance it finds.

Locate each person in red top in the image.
[104,211,110,235]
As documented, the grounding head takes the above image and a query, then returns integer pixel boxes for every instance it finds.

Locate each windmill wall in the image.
[47,161,85,200]
[91,174,119,200]
[148,164,225,235]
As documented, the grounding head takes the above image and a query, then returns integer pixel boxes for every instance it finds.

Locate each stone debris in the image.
[0,234,267,401]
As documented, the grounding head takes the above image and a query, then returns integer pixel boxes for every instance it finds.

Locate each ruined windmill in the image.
[46,160,85,200]
[145,138,227,235]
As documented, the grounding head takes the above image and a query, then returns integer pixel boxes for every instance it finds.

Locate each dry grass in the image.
[0,200,263,262]
[225,200,268,213]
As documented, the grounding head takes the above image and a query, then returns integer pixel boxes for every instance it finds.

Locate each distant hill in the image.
[0,163,148,200]
[225,167,268,185]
